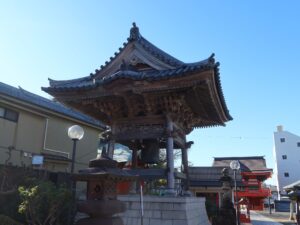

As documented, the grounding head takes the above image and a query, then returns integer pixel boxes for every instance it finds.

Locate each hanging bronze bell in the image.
[141,139,160,164]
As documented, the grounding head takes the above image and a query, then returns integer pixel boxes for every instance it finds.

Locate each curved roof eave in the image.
[44,23,213,90]
[43,64,232,123]
[213,62,233,121]
[43,54,217,91]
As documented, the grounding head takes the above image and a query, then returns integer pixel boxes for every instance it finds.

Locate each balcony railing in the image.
[237,187,271,197]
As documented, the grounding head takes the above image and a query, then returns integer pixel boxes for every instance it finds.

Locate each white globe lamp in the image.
[68,125,84,173]
[68,125,84,140]
[230,160,240,170]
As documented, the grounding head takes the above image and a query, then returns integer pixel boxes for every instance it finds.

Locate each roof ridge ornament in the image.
[129,22,141,41]
[209,53,215,64]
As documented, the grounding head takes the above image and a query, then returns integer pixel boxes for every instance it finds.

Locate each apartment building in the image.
[273,125,300,197]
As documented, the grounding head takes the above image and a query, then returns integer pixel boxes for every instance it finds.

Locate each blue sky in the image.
[1,1,300,184]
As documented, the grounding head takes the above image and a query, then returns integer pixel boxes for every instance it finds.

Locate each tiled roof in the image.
[212,156,272,172]
[189,166,243,187]
[0,82,105,128]
[43,58,216,91]
[90,22,184,76]
[42,23,232,122]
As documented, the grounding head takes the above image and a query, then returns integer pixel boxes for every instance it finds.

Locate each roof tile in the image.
[0,82,105,128]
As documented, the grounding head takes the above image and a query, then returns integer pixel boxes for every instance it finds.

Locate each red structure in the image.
[238,170,272,210]
[213,156,272,211]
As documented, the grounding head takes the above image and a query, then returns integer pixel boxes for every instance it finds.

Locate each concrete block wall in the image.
[117,195,210,225]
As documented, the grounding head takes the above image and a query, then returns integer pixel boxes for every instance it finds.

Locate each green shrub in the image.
[0,166,37,223]
[18,181,72,225]
[0,191,25,223]
[0,215,22,225]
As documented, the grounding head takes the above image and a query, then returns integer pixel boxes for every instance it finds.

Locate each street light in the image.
[67,125,84,225]
[230,160,240,225]
[68,125,84,173]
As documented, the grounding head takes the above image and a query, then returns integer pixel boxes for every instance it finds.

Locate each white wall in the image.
[273,127,300,197]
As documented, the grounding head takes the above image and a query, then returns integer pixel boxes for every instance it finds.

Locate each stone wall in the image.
[117,195,210,225]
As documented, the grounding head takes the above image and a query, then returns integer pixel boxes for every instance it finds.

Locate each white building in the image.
[273,125,300,198]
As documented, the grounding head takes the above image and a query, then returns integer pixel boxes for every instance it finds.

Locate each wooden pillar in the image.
[107,139,115,159]
[107,125,115,159]
[131,148,138,168]
[182,141,193,190]
[181,147,190,190]
[129,147,138,194]
[166,117,175,190]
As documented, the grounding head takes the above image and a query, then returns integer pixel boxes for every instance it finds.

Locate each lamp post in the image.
[67,125,84,225]
[68,125,84,173]
[230,160,240,225]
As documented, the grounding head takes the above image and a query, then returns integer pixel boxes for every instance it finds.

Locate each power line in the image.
[0,145,35,155]
[199,135,270,140]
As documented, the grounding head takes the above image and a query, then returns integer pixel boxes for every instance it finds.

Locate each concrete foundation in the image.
[117,195,210,225]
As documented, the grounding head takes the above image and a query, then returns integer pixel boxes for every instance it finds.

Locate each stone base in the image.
[77,199,125,216]
[118,195,210,225]
[76,216,123,225]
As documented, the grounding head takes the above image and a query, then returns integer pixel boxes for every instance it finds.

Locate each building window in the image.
[282,155,287,160]
[280,138,285,143]
[0,106,19,122]
[284,172,289,177]
[297,142,300,147]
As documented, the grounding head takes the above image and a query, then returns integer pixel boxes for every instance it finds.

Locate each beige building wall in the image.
[44,116,100,171]
[0,102,102,172]
[0,117,19,165]
[15,110,45,159]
